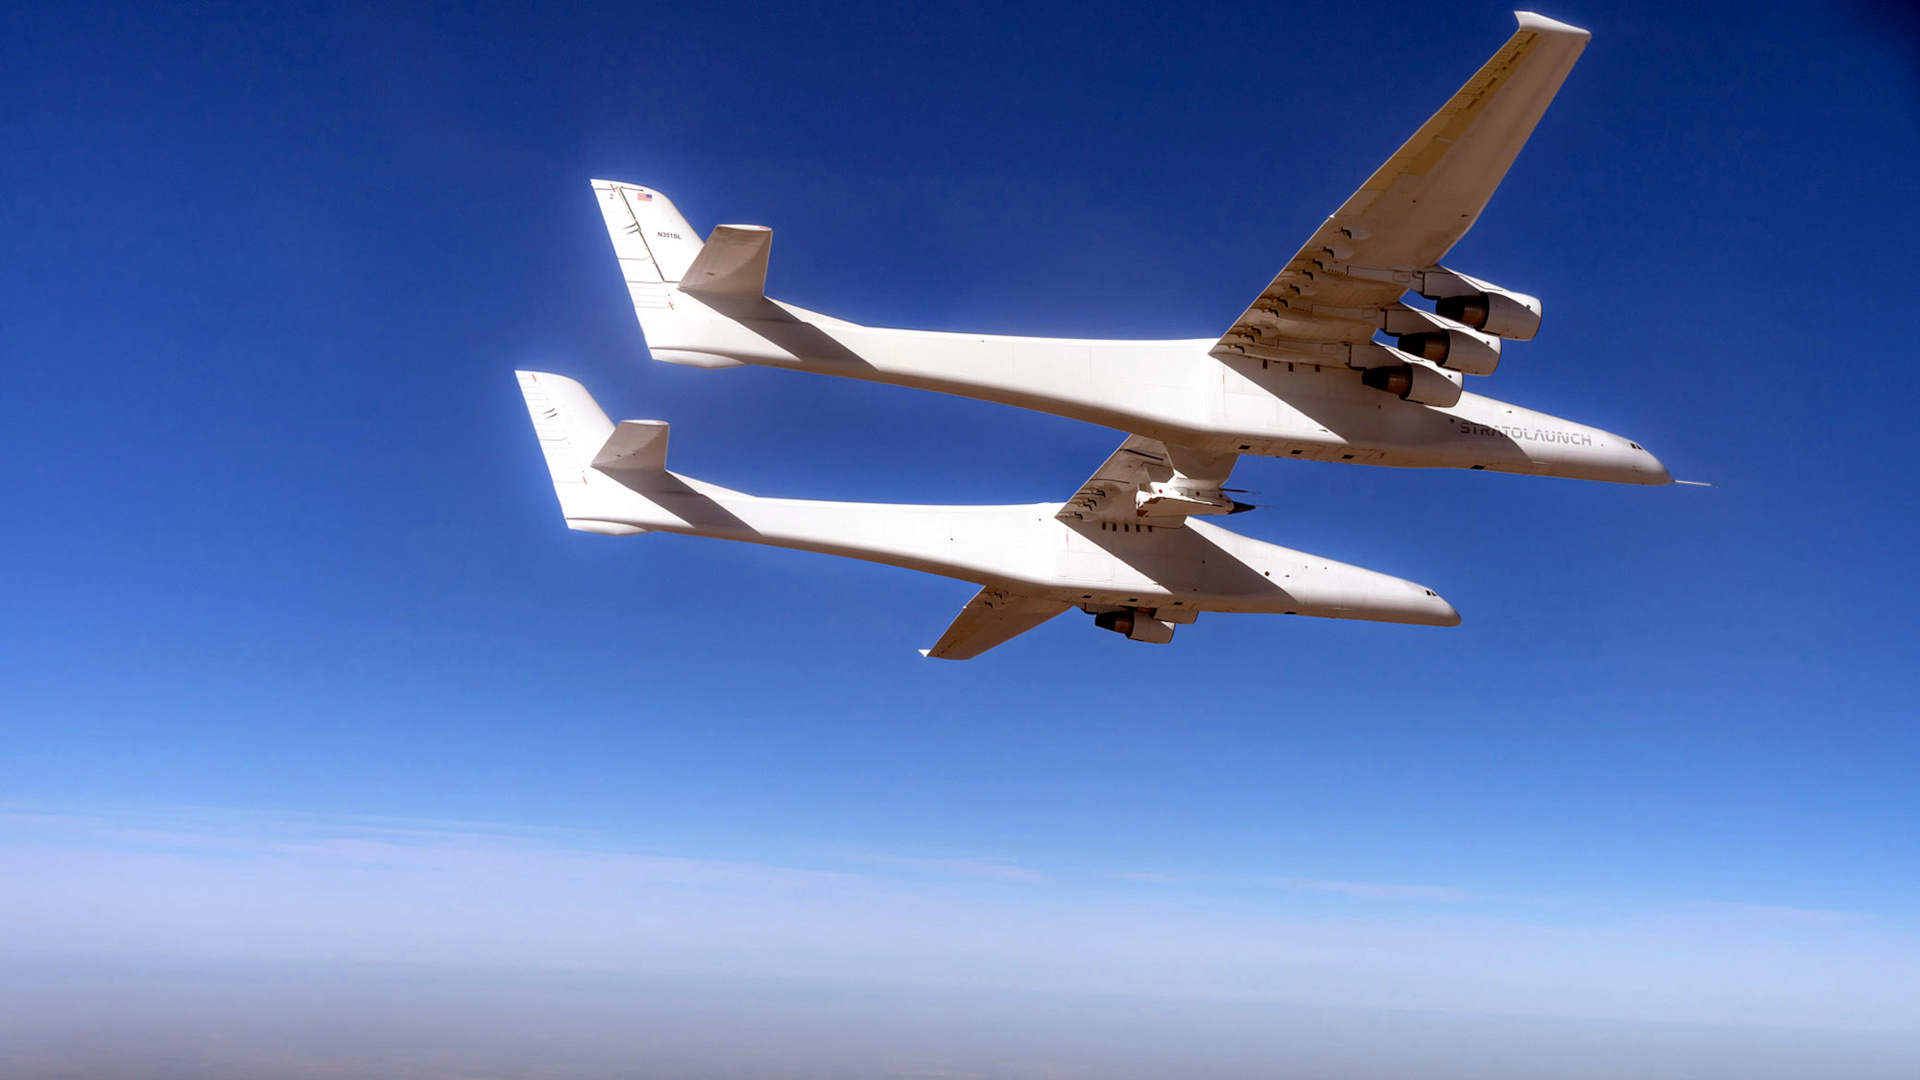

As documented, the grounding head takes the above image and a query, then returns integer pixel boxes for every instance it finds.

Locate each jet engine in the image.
[1093,608,1176,644]
[1434,291,1540,340]
[1393,327,1502,376]
[1361,359,1463,408]
[1417,268,1543,341]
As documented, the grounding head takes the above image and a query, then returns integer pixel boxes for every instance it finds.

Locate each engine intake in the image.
[1393,328,1501,376]
[1418,268,1543,341]
[1093,608,1176,644]
[1361,359,1462,408]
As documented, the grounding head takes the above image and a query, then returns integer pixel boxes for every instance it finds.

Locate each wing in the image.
[926,436,1253,658]
[922,588,1072,660]
[1056,436,1244,526]
[1214,12,1589,359]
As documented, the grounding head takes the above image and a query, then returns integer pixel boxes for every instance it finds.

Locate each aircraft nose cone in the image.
[1585,438,1671,486]
[1599,431,1670,485]
[1639,448,1672,486]
[1392,579,1461,626]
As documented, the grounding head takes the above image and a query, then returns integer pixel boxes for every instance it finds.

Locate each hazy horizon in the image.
[7,950,1918,1080]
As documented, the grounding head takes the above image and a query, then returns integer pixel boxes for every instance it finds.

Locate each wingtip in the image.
[917,648,933,658]
[1514,11,1591,39]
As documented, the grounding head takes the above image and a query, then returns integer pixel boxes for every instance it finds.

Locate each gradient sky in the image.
[3,1,1918,1075]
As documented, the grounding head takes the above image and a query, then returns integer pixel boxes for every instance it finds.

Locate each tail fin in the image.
[592,179,705,285]
[514,370,651,535]
[591,181,706,358]
[592,180,756,369]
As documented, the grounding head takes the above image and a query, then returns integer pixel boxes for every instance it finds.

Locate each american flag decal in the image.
[635,190,653,201]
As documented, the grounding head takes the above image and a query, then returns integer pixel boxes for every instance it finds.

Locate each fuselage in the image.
[645,294,1670,486]
[566,471,1460,628]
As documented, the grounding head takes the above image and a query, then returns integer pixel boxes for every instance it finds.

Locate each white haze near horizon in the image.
[2,806,1917,1079]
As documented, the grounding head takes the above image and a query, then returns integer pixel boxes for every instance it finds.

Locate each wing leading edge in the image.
[922,589,1073,660]
[1215,11,1589,360]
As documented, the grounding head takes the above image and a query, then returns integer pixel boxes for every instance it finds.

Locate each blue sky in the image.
[3,1,1918,1074]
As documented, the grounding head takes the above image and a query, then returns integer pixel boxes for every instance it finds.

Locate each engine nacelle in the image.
[1361,359,1463,408]
[1418,268,1543,341]
[1434,292,1541,340]
[1093,608,1176,644]
[1393,327,1502,376]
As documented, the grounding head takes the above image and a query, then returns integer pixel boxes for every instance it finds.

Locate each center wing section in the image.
[923,437,1248,660]
[1214,12,1589,361]
[1056,436,1245,527]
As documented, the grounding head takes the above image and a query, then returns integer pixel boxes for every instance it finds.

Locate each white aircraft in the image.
[591,12,1669,486]
[516,371,1459,658]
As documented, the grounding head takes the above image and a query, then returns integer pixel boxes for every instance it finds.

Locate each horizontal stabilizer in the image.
[924,588,1072,660]
[680,225,772,296]
[592,419,670,472]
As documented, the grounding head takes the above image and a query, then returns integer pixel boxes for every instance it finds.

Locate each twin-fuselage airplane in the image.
[518,11,1667,658]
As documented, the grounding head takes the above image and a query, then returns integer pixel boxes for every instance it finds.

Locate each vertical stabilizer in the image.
[592,180,716,361]
[516,369,614,483]
[515,370,646,532]
[593,180,704,283]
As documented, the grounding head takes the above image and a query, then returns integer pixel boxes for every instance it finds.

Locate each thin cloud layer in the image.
[2,804,1916,1033]
[1269,876,1477,902]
